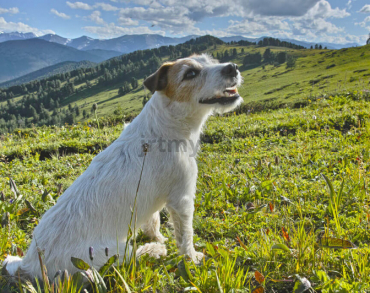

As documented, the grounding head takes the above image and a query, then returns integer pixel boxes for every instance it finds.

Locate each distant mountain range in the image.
[0,31,361,51]
[0,31,39,42]
[0,32,198,53]
[0,31,363,84]
[0,39,106,83]
[219,36,360,50]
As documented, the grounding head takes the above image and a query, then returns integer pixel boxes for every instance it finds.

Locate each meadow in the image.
[1,89,370,292]
[1,43,369,126]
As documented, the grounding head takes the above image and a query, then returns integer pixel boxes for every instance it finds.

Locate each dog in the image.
[3,53,243,280]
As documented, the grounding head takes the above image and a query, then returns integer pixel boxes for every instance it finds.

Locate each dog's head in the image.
[144,54,243,113]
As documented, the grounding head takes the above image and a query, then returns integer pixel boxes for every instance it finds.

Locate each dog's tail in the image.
[2,255,23,276]
[136,242,167,259]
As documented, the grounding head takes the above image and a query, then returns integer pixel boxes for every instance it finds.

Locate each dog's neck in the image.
[140,92,212,140]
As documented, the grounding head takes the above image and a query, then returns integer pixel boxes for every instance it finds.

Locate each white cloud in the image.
[66,1,93,10]
[0,7,19,14]
[0,17,54,35]
[356,15,370,27]
[304,0,350,19]
[226,17,290,35]
[50,8,71,19]
[86,11,105,24]
[239,0,320,17]
[94,3,119,11]
[359,5,370,13]
[118,6,196,33]
[83,23,165,38]
[118,17,139,26]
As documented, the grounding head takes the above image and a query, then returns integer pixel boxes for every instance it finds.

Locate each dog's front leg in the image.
[167,197,204,264]
[141,211,167,243]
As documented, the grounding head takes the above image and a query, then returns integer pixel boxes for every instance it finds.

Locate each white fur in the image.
[3,54,243,280]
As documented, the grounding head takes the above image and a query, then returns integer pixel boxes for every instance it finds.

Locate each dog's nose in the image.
[221,63,238,77]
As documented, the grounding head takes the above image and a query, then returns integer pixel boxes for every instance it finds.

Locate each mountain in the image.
[0,31,38,42]
[220,35,361,49]
[0,60,97,88]
[0,32,199,53]
[0,32,361,51]
[84,49,122,60]
[38,34,71,46]
[0,39,105,83]
[55,34,198,53]
[67,36,95,50]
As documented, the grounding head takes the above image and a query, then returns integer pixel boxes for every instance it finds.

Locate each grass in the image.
[1,90,370,292]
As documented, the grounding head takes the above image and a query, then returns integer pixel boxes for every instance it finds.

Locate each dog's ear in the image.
[144,62,174,94]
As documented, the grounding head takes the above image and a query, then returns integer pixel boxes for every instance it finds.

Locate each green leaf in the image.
[271,244,291,252]
[178,257,192,282]
[91,267,107,293]
[215,270,224,293]
[113,266,131,293]
[9,177,19,198]
[41,190,50,202]
[322,174,335,199]
[319,237,356,249]
[71,257,90,270]
[71,272,85,290]
[99,254,118,276]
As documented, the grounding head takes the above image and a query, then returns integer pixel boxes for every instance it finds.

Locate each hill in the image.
[0,61,97,88]
[0,39,106,83]
[0,35,369,134]
[84,49,122,60]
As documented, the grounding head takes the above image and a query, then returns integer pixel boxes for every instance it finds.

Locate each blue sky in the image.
[0,0,369,44]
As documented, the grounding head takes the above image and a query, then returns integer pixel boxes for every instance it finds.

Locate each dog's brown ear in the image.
[144,62,174,94]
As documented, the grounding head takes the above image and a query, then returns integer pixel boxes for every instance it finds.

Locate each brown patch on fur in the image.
[165,59,204,103]
[144,62,174,94]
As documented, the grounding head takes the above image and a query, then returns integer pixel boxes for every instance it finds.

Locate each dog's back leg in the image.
[141,211,167,243]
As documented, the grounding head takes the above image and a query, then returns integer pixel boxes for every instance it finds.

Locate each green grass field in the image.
[1,90,370,292]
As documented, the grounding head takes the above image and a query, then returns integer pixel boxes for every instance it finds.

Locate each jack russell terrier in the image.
[4,53,243,280]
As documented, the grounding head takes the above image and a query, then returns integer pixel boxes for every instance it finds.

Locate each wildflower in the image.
[89,246,94,261]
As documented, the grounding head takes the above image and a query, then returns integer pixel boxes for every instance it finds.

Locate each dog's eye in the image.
[184,69,199,80]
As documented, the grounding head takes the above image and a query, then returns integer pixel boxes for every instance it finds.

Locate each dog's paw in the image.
[191,251,204,264]
[137,242,167,259]
[154,234,168,244]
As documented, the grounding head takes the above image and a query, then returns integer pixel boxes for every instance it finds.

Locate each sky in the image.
[0,0,369,44]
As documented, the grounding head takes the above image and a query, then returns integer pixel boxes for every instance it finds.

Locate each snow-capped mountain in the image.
[0,31,39,43]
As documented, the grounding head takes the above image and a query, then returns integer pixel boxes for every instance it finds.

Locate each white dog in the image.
[3,54,243,280]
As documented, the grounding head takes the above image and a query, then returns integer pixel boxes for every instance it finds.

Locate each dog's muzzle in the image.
[199,80,241,105]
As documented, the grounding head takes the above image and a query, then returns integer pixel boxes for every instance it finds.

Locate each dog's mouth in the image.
[199,84,240,105]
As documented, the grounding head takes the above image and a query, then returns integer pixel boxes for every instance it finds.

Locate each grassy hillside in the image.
[0,38,369,134]
[0,61,97,88]
[60,44,370,120]
[1,91,370,292]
